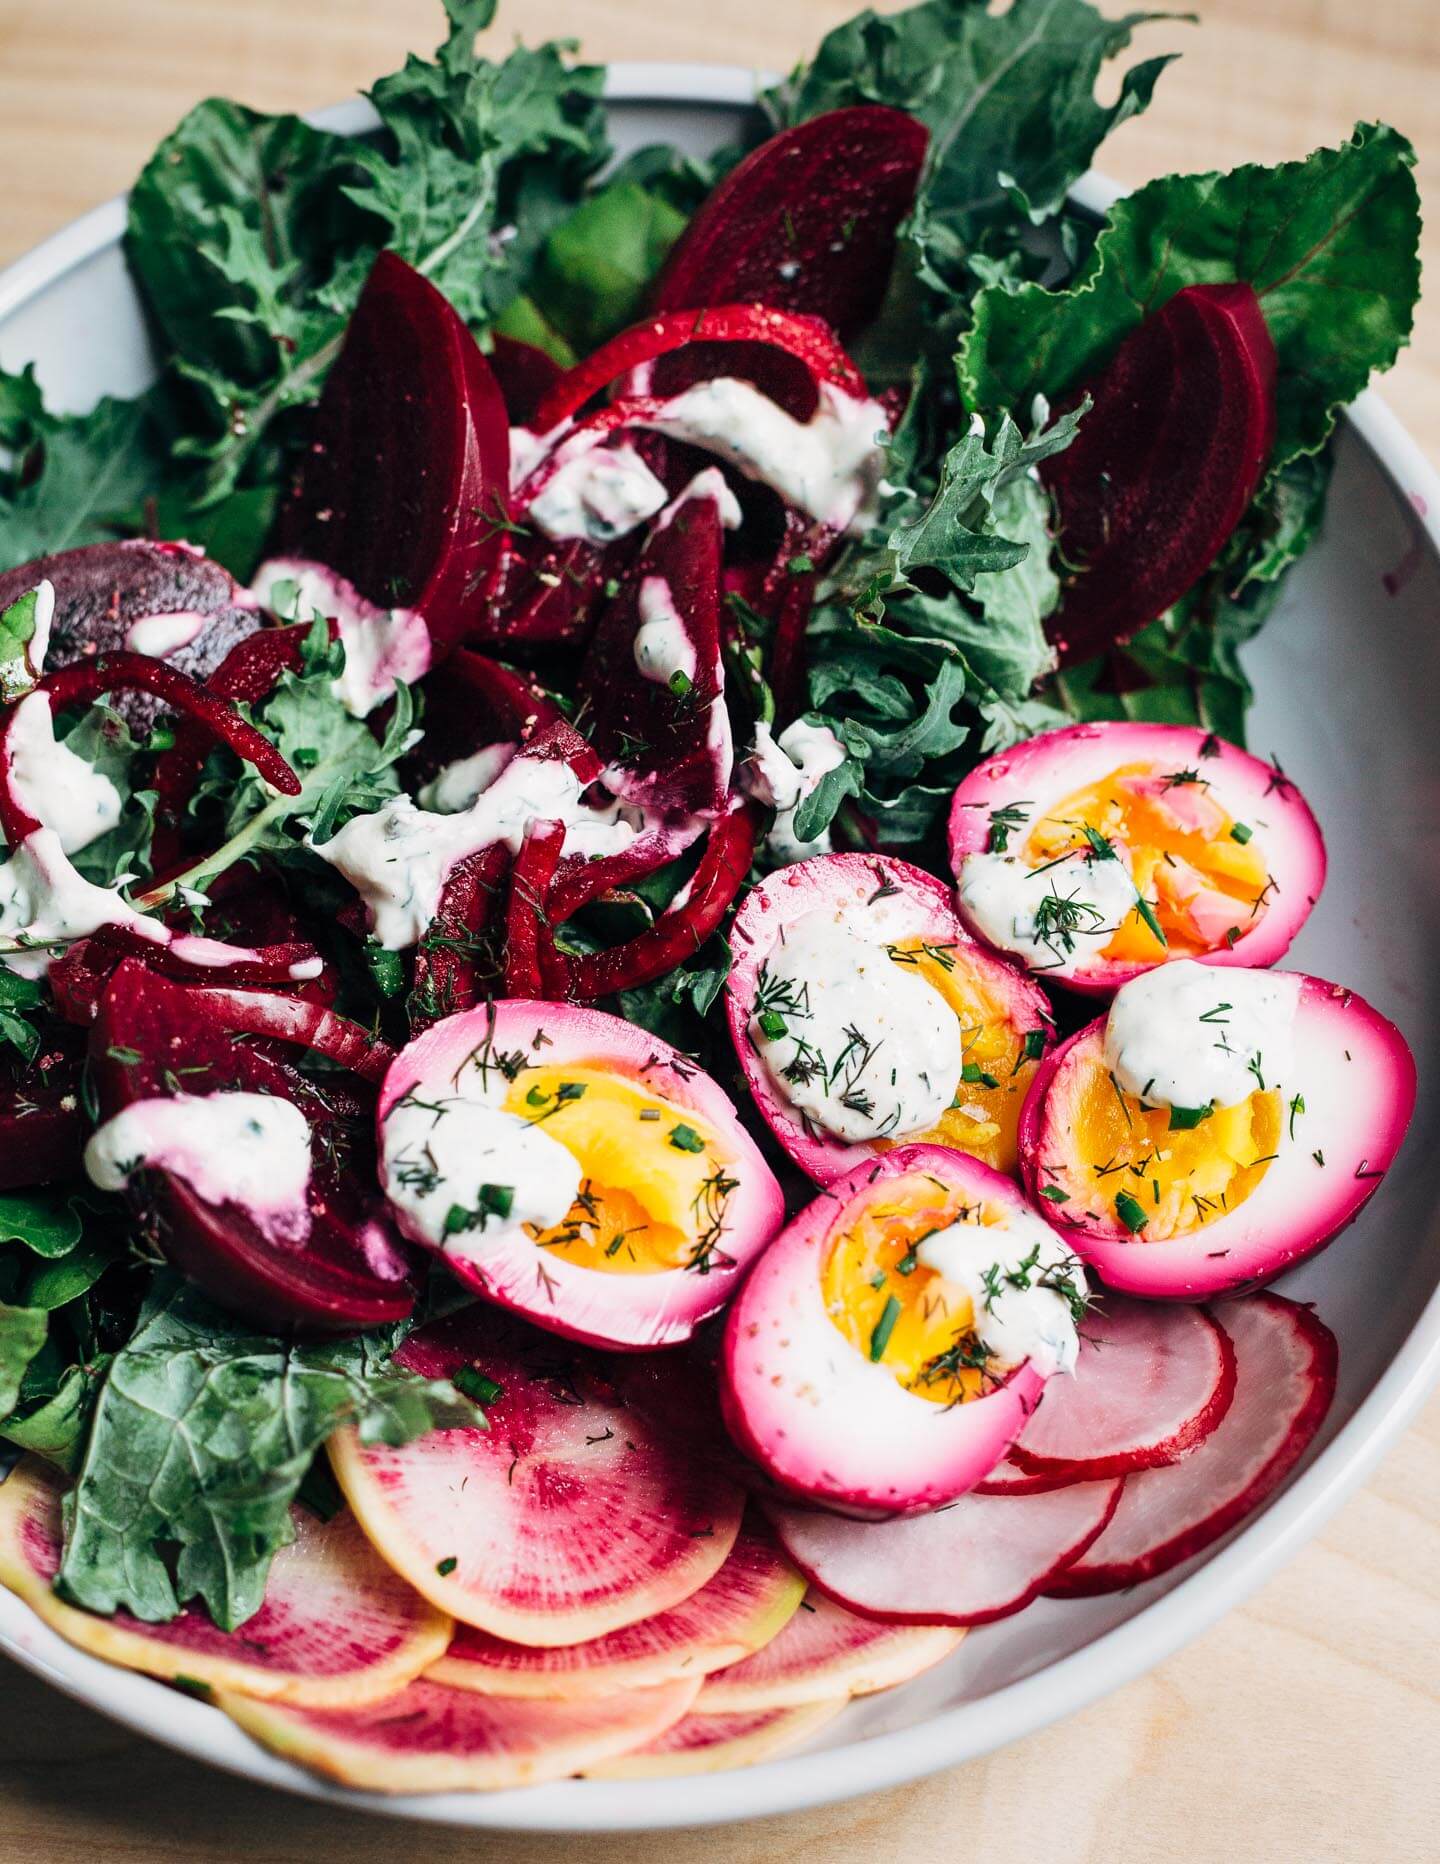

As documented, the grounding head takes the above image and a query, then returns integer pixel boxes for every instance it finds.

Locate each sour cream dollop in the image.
[1103,959,1301,1109]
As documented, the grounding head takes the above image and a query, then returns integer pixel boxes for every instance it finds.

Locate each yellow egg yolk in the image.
[1023,760,1273,961]
[501,1065,735,1275]
[870,939,1042,1176]
[1039,1040,1282,1239]
[821,1172,1014,1405]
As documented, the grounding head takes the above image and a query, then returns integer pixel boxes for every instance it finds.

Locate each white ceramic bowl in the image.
[1,67,1438,1835]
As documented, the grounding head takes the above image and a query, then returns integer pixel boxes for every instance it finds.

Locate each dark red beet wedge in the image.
[0,542,262,730]
[90,962,416,1332]
[277,251,510,660]
[1041,283,1277,665]
[487,333,564,426]
[652,107,928,339]
[580,491,730,817]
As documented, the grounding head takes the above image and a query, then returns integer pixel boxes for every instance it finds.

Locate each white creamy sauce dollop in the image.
[632,578,698,687]
[381,1070,580,1263]
[417,743,517,815]
[958,848,1142,971]
[526,440,669,544]
[752,907,961,1144]
[251,558,432,720]
[916,1207,1087,1376]
[741,719,846,863]
[0,830,166,978]
[1103,958,1301,1110]
[84,1090,313,1245]
[24,579,54,678]
[313,751,641,949]
[5,692,123,854]
[124,611,207,659]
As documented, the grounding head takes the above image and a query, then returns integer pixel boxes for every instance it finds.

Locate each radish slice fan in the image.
[580,1699,849,1779]
[698,1590,962,1710]
[1048,1293,1337,1594]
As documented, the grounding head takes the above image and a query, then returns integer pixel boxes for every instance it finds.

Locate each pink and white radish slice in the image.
[330,1307,746,1646]
[948,722,1325,994]
[0,1459,450,1706]
[580,1698,849,1780]
[719,1144,1088,1518]
[220,1674,702,1794]
[1019,965,1416,1299]
[1009,1298,1237,1479]
[375,999,784,1349]
[698,1590,962,1711]
[428,1514,805,1698]
[725,853,1052,1186]
[1049,1292,1337,1594]
[766,1478,1121,1625]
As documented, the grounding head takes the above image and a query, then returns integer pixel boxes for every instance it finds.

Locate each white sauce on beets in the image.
[752,907,961,1144]
[0,830,166,978]
[958,848,1143,972]
[123,611,207,659]
[916,1207,1087,1376]
[1103,959,1301,1110]
[526,440,669,544]
[84,1091,313,1245]
[5,692,123,854]
[313,751,641,950]
[251,558,432,720]
[741,719,846,863]
[381,1073,580,1263]
[632,578,698,687]
[417,743,517,815]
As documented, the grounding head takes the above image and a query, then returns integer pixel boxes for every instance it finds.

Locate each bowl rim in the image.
[0,60,1438,1836]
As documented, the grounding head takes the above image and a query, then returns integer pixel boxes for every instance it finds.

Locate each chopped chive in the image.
[525,1085,548,1107]
[1039,1185,1070,1204]
[1023,1030,1046,1061]
[1168,1103,1214,1131]
[869,1269,888,1291]
[786,554,815,576]
[668,1123,706,1153]
[1133,893,1168,948]
[1230,822,1253,845]
[757,1010,789,1041]
[961,1062,1000,1090]
[868,1294,902,1362]
[1114,1189,1149,1233]
[454,1366,502,1406]
[668,669,693,700]
[436,1556,458,1576]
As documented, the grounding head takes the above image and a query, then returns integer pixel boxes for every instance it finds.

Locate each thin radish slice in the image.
[219,1674,701,1794]
[330,1308,745,1646]
[1010,1299,1237,1479]
[580,1698,848,1779]
[1048,1292,1336,1595]
[428,1514,805,1699]
[975,1458,1084,1497]
[0,1460,450,1707]
[767,1479,1121,1626]
[699,1590,962,1711]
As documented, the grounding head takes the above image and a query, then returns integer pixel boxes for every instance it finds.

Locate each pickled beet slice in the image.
[90,961,415,1331]
[1041,283,1277,665]
[579,491,729,817]
[276,251,510,660]
[652,107,928,339]
[487,332,564,425]
[0,541,262,730]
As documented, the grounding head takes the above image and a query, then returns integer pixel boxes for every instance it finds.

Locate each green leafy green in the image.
[0,971,45,1069]
[56,706,157,889]
[960,122,1420,477]
[0,1302,49,1417]
[57,1276,485,1629]
[0,1191,85,1259]
[0,584,45,703]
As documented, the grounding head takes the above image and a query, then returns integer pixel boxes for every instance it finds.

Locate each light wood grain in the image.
[0,2,1437,1858]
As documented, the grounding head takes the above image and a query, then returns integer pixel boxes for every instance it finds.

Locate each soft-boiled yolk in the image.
[871,940,1040,1175]
[501,1066,733,1275]
[822,1172,1008,1405]
[1025,761,1272,960]
[1042,1048,1282,1239]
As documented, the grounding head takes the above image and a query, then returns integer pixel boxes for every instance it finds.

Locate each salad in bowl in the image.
[0,0,1423,1799]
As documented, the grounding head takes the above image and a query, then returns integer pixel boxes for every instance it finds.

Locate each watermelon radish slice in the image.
[1048,1293,1337,1595]
[719,1146,1065,1519]
[1040,283,1277,665]
[726,853,1052,1185]
[1009,1299,1237,1480]
[698,1590,962,1711]
[219,1674,701,1794]
[0,541,261,727]
[276,251,510,659]
[1019,975,1416,1300]
[376,1000,783,1349]
[580,1697,848,1780]
[948,721,1326,994]
[0,1459,450,1706]
[90,960,416,1332]
[766,1478,1121,1625]
[428,1513,805,1699]
[579,481,732,816]
[974,1457,1083,1497]
[650,108,928,339]
[330,1307,746,1645]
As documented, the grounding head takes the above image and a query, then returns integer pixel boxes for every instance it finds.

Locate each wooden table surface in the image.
[0,1,1437,1858]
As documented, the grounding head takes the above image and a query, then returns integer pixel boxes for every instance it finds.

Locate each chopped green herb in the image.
[453,1367,503,1406]
[757,1010,789,1041]
[1230,822,1254,844]
[1039,1185,1070,1203]
[1114,1189,1149,1233]
[1168,1103,1214,1131]
[668,1123,706,1154]
[436,1556,458,1577]
[961,1062,1000,1090]
[868,1294,902,1362]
